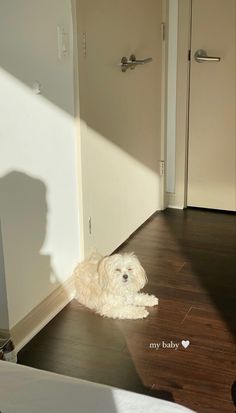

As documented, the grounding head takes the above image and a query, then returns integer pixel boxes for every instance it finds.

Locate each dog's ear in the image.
[139,261,148,287]
[132,255,148,288]
[97,256,109,288]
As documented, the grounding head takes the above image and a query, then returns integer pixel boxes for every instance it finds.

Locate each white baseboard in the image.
[167,205,184,210]
[11,275,76,353]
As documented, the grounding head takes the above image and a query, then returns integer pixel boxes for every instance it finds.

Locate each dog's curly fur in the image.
[74,251,158,319]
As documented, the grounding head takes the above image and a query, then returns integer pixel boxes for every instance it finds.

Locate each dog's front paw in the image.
[145,295,159,307]
[134,307,149,319]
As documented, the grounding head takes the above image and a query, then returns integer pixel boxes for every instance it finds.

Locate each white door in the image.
[76,1,164,256]
[187,0,236,211]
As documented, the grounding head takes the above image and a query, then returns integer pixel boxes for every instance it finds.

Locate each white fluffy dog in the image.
[74,252,158,319]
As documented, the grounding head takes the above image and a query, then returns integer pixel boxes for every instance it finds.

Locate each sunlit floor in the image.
[18,208,236,413]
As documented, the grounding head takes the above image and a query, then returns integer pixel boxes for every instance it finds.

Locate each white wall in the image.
[0,0,80,329]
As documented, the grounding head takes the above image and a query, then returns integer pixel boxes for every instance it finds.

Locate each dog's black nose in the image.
[123,274,128,280]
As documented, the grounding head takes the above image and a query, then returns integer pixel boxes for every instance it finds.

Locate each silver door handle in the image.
[120,54,153,72]
[194,49,221,63]
[130,55,153,65]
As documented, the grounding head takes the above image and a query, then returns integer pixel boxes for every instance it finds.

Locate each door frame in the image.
[71,0,86,260]
[72,0,168,259]
[166,0,192,209]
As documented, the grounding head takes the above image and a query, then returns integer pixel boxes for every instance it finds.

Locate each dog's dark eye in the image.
[115,268,121,272]
[128,268,132,271]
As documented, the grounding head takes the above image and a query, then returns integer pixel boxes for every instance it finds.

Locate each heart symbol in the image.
[181,340,190,349]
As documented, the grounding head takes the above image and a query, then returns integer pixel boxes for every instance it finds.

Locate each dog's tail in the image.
[87,249,103,264]
[72,249,103,280]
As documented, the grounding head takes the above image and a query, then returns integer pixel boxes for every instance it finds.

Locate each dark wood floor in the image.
[18,208,236,413]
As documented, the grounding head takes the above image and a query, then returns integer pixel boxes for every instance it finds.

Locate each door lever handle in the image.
[120,54,153,72]
[129,54,153,66]
[194,49,221,63]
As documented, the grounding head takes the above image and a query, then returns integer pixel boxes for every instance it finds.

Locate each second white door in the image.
[187,0,236,211]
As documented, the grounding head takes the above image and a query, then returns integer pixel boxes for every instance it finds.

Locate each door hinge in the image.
[88,216,92,234]
[188,49,191,61]
[82,31,87,57]
[160,160,165,176]
[161,23,166,42]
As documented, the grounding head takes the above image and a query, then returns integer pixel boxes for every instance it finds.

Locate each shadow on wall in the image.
[0,171,61,327]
